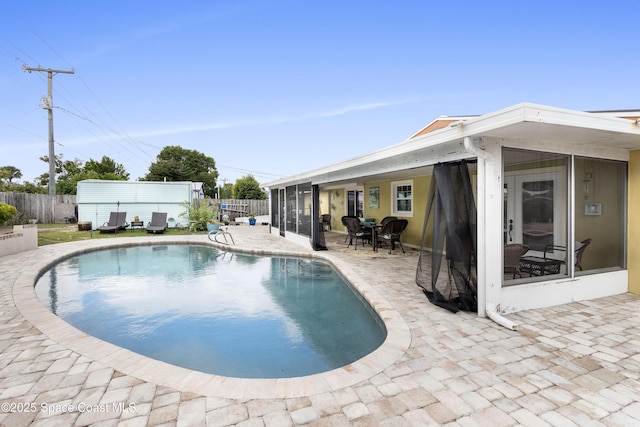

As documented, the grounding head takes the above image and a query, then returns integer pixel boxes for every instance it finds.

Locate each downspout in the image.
[486,307,517,330]
[463,135,489,160]
[463,136,518,331]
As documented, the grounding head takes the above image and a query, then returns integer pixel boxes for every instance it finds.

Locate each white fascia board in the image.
[521,103,640,133]
[443,102,640,138]
[264,104,537,188]
[493,102,639,135]
[264,102,640,189]
[589,109,640,118]
[265,127,472,188]
[425,103,640,160]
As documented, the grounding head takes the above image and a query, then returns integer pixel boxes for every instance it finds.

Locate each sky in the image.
[1,1,639,188]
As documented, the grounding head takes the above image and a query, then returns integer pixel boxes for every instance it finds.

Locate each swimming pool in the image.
[34,244,386,378]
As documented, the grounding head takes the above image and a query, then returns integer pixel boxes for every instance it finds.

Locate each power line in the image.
[6,35,288,185]
[218,164,283,178]
[2,37,147,181]
[53,106,151,172]
[49,74,156,164]
[25,27,157,170]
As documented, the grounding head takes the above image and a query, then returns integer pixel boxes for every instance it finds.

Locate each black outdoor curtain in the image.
[416,161,477,313]
[310,184,327,251]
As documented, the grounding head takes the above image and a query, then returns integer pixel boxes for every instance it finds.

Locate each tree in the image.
[0,166,22,183]
[219,183,233,199]
[84,156,130,180]
[233,175,266,200]
[15,182,47,194]
[36,154,129,195]
[1,181,47,194]
[143,146,218,197]
[37,155,82,192]
[0,166,27,192]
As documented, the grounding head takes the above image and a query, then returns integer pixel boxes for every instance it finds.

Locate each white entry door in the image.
[503,171,565,255]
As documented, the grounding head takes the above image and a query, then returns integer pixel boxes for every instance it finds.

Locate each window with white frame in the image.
[392,181,413,215]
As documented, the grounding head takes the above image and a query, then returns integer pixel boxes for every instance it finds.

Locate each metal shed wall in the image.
[77,180,193,230]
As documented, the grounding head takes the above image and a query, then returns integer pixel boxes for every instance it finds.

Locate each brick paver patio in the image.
[1,225,639,426]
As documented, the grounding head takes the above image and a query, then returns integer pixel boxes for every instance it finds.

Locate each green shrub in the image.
[0,203,17,225]
[179,199,218,231]
[4,210,32,226]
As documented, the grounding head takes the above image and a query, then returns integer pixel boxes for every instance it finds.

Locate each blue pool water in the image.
[34,245,386,378]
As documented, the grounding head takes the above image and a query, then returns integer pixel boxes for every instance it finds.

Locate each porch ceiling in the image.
[318,165,435,189]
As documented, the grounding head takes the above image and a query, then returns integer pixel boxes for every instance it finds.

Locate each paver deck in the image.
[1,225,640,426]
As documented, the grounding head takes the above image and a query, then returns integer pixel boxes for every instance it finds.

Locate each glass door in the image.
[347,189,364,218]
[503,148,568,280]
[504,173,564,254]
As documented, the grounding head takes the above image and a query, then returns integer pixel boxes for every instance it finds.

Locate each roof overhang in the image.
[265,102,640,189]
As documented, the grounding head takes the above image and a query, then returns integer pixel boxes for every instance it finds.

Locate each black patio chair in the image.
[380,216,397,227]
[344,217,372,250]
[543,237,592,271]
[504,243,530,278]
[341,215,359,243]
[575,238,592,270]
[320,214,332,231]
[376,219,408,254]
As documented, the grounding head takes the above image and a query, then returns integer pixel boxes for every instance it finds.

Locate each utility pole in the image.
[22,64,75,195]
[222,177,228,199]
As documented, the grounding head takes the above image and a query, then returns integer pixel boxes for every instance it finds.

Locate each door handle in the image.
[508,219,513,242]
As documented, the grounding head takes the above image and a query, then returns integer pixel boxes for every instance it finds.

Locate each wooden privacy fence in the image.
[0,193,77,224]
[216,199,269,216]
[213,199,269,222]
[1,193,269,224]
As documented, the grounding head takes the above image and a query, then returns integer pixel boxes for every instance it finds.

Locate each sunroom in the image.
[264,103,640,316]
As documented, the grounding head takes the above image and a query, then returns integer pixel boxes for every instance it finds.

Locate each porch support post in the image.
[310,184,327,251]
[468,137,503,317]
[311,185,320,245]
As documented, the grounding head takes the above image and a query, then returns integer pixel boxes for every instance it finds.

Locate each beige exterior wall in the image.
[319,191,330,215]
[628,150,640,293]
[320,175,438,248]
[362,175,433,248]
[325,189,346,233]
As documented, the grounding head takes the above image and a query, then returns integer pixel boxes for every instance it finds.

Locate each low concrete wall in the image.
[0,224,38,257]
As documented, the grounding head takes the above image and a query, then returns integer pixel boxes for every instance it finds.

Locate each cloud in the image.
[84,11,233,60]
[131,99,417,139]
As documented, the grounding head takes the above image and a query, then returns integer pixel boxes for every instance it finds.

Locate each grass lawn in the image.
[37,224,202,246]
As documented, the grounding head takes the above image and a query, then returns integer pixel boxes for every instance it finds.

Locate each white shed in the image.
[77,180,193,230]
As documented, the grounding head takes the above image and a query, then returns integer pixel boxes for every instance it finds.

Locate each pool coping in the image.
[13,235,411,399]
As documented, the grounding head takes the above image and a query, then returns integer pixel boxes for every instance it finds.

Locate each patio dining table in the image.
[361,221,382,251]
[519,255,563,276]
